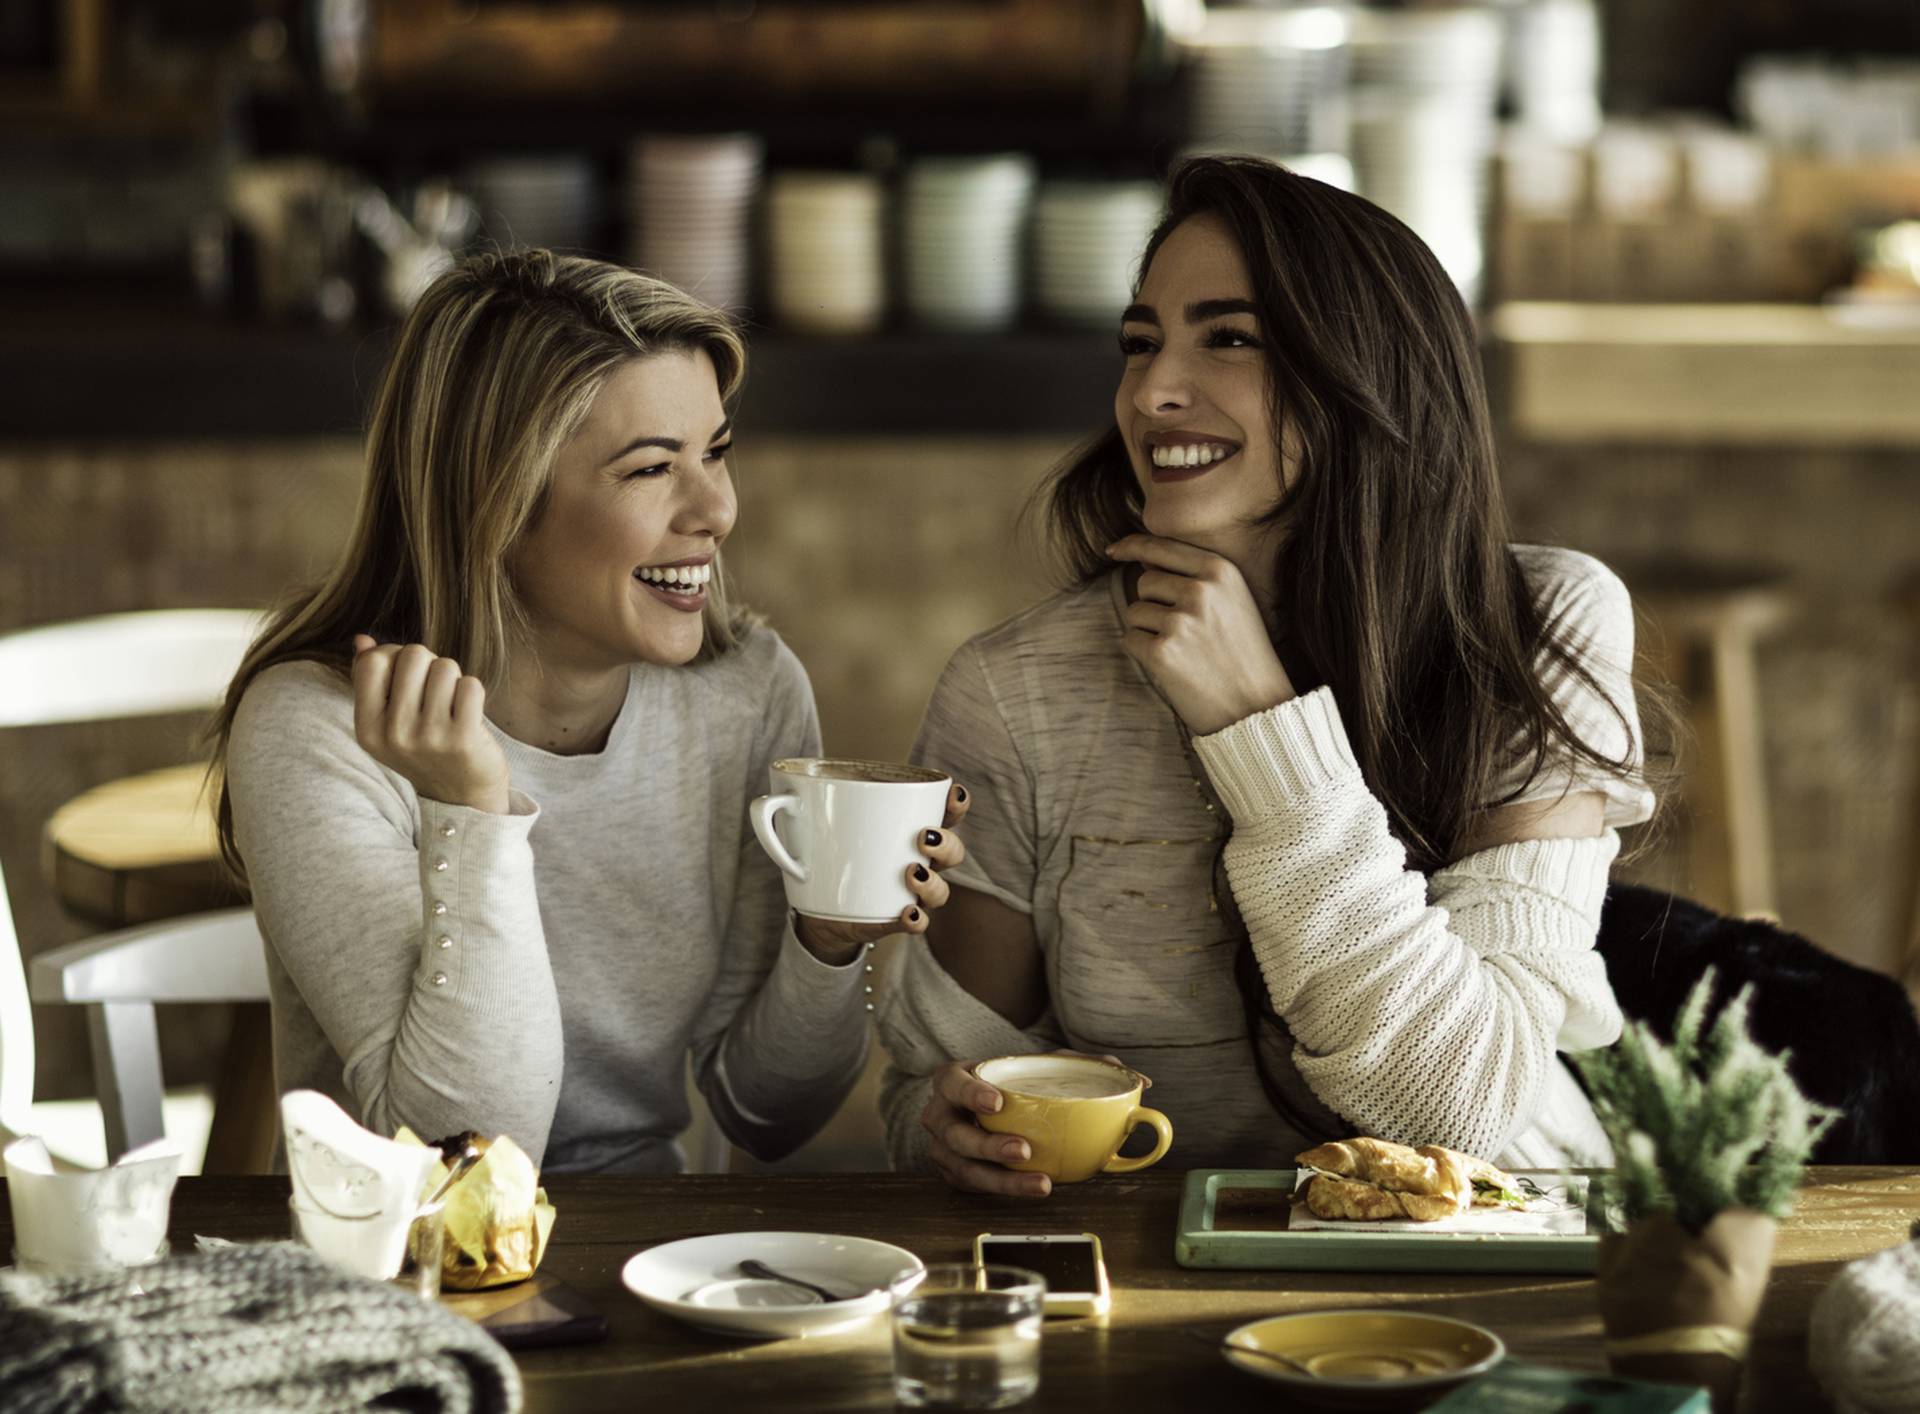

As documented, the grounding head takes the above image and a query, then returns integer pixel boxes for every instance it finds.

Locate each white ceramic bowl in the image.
[621,1231,923,1340]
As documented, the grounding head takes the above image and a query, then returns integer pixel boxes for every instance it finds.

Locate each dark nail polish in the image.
[955,787,968,803]
[924,830,942,848]
[907,908,922,923]
[912,864,930,882]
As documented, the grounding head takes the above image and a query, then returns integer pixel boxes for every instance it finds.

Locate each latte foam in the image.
[993,1068,1132,1100]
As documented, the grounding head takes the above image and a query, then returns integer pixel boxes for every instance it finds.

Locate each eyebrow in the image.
[603,416,732,467]
[1120,298,1259,326]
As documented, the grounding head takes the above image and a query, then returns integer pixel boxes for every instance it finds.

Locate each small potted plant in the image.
[1571,970,1836,1413]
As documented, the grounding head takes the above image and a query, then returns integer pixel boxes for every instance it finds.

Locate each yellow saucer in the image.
[1222,1309,1504,1410]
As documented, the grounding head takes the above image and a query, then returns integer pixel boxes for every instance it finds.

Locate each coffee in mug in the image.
[749,757,951,924]
[971,1054,1173,1184]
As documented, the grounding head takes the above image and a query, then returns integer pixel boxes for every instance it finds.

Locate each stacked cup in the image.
[1505,0,1603,146]
[901,155,1037,332]
[1032,180,1164,328]
[1349,6,1505,303]
[467,155,598,252]
[1183,5,1353,162]
[626,134,762,312]
[766,172,888,335]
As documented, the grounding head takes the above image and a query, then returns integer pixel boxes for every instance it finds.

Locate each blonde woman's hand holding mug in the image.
[791,783,970,965]
[351,634,511,814]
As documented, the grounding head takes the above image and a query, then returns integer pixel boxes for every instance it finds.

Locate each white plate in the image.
[621,1231,922,1340]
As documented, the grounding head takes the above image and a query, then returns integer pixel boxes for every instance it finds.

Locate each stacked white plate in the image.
[766,172,887,336]
[1505,0,1603,146]
[1349,6,1505,303]
[901,155,1037,332]
[1183,6,1353,160]
[626,134,762,311]
[467,155,598,252]
[1032,180,1164,328]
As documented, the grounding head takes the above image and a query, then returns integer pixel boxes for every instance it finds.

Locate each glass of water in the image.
[890,1263,1045,1410]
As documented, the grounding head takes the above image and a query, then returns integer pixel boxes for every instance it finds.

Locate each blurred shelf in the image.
[296,97,1184,174]
[23,298,1920,447]
[0,303,1121,440]
[1492,301,1920,448]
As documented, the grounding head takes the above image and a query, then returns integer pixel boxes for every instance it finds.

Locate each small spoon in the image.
[737,1258,860,1303]
[1223,1341,1320,1378]
[1184,1328,1318,1378]
[422,1144,483,1211]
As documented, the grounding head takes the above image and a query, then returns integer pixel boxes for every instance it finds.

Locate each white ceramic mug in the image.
[749,758,951,924]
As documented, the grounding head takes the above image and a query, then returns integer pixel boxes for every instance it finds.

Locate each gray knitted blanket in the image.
[0,1242,522,1414]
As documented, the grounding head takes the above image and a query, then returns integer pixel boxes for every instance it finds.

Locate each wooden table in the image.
[4,1169,1913,1412]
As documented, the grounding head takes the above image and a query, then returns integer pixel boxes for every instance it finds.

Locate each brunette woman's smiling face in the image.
[1116,213,1293,574]
[511,350,736,672]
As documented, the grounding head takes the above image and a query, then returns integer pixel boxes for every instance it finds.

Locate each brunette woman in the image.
[878,156,1655,1196]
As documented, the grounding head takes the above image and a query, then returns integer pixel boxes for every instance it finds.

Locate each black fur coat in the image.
[1594,885,1920,1165]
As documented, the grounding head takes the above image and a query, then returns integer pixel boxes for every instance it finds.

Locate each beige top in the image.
[879,545,1650,1173]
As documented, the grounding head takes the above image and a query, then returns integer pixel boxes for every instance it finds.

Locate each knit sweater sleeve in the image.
[687,637,869,1164]
[1191,686,1625,1159]
[227,663,566,1161]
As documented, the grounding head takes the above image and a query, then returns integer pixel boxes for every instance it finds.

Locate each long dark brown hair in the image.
[1046,155,1653,874]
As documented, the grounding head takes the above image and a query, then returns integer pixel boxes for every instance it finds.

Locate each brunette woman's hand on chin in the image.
[791,782,972,966]
[1106,535,1296,735]
[351,635,512,814]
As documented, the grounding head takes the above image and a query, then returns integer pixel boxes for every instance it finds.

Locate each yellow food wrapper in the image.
[396,1127,557,1289]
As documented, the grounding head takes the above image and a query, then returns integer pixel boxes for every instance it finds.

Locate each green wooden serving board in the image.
[1174,1169,1603,1274]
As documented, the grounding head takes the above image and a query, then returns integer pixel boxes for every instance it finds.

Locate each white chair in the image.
[0,609,269,1166]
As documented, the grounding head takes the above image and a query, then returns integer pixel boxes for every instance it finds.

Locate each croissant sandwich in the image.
[1295,1137,1526,1223]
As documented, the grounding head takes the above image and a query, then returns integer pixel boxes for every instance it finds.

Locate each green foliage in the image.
[1570,970,1838,1233]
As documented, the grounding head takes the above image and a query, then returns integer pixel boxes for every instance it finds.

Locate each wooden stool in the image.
[1619,562,1794,920]
[41,764,276,1175]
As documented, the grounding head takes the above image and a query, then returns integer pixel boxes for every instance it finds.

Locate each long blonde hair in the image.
[207,249,751,879]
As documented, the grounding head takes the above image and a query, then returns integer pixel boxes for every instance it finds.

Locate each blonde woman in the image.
[210,251,967,1173]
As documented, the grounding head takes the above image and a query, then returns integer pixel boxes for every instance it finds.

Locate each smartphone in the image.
[972,1232,1110,1317]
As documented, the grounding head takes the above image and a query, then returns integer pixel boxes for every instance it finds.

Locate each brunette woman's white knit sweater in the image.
[1191,687,1621,1167]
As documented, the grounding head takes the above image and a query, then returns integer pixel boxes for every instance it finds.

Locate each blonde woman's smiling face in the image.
[512,350,736,672]
[1116,214,1293,570]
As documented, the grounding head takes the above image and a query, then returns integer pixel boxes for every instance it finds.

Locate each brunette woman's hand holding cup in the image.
[921,1051,1156,1198]
[922,1059,1053,1198]
[1106,534,1296,735]
[791,782,970,966]
[351,635,511,814]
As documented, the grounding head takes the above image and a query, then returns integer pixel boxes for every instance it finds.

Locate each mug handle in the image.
[1102,1105,1173,1175]
[748,794,809,883]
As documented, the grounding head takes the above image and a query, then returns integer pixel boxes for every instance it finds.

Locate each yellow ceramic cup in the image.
[971,1054,1173,1184]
